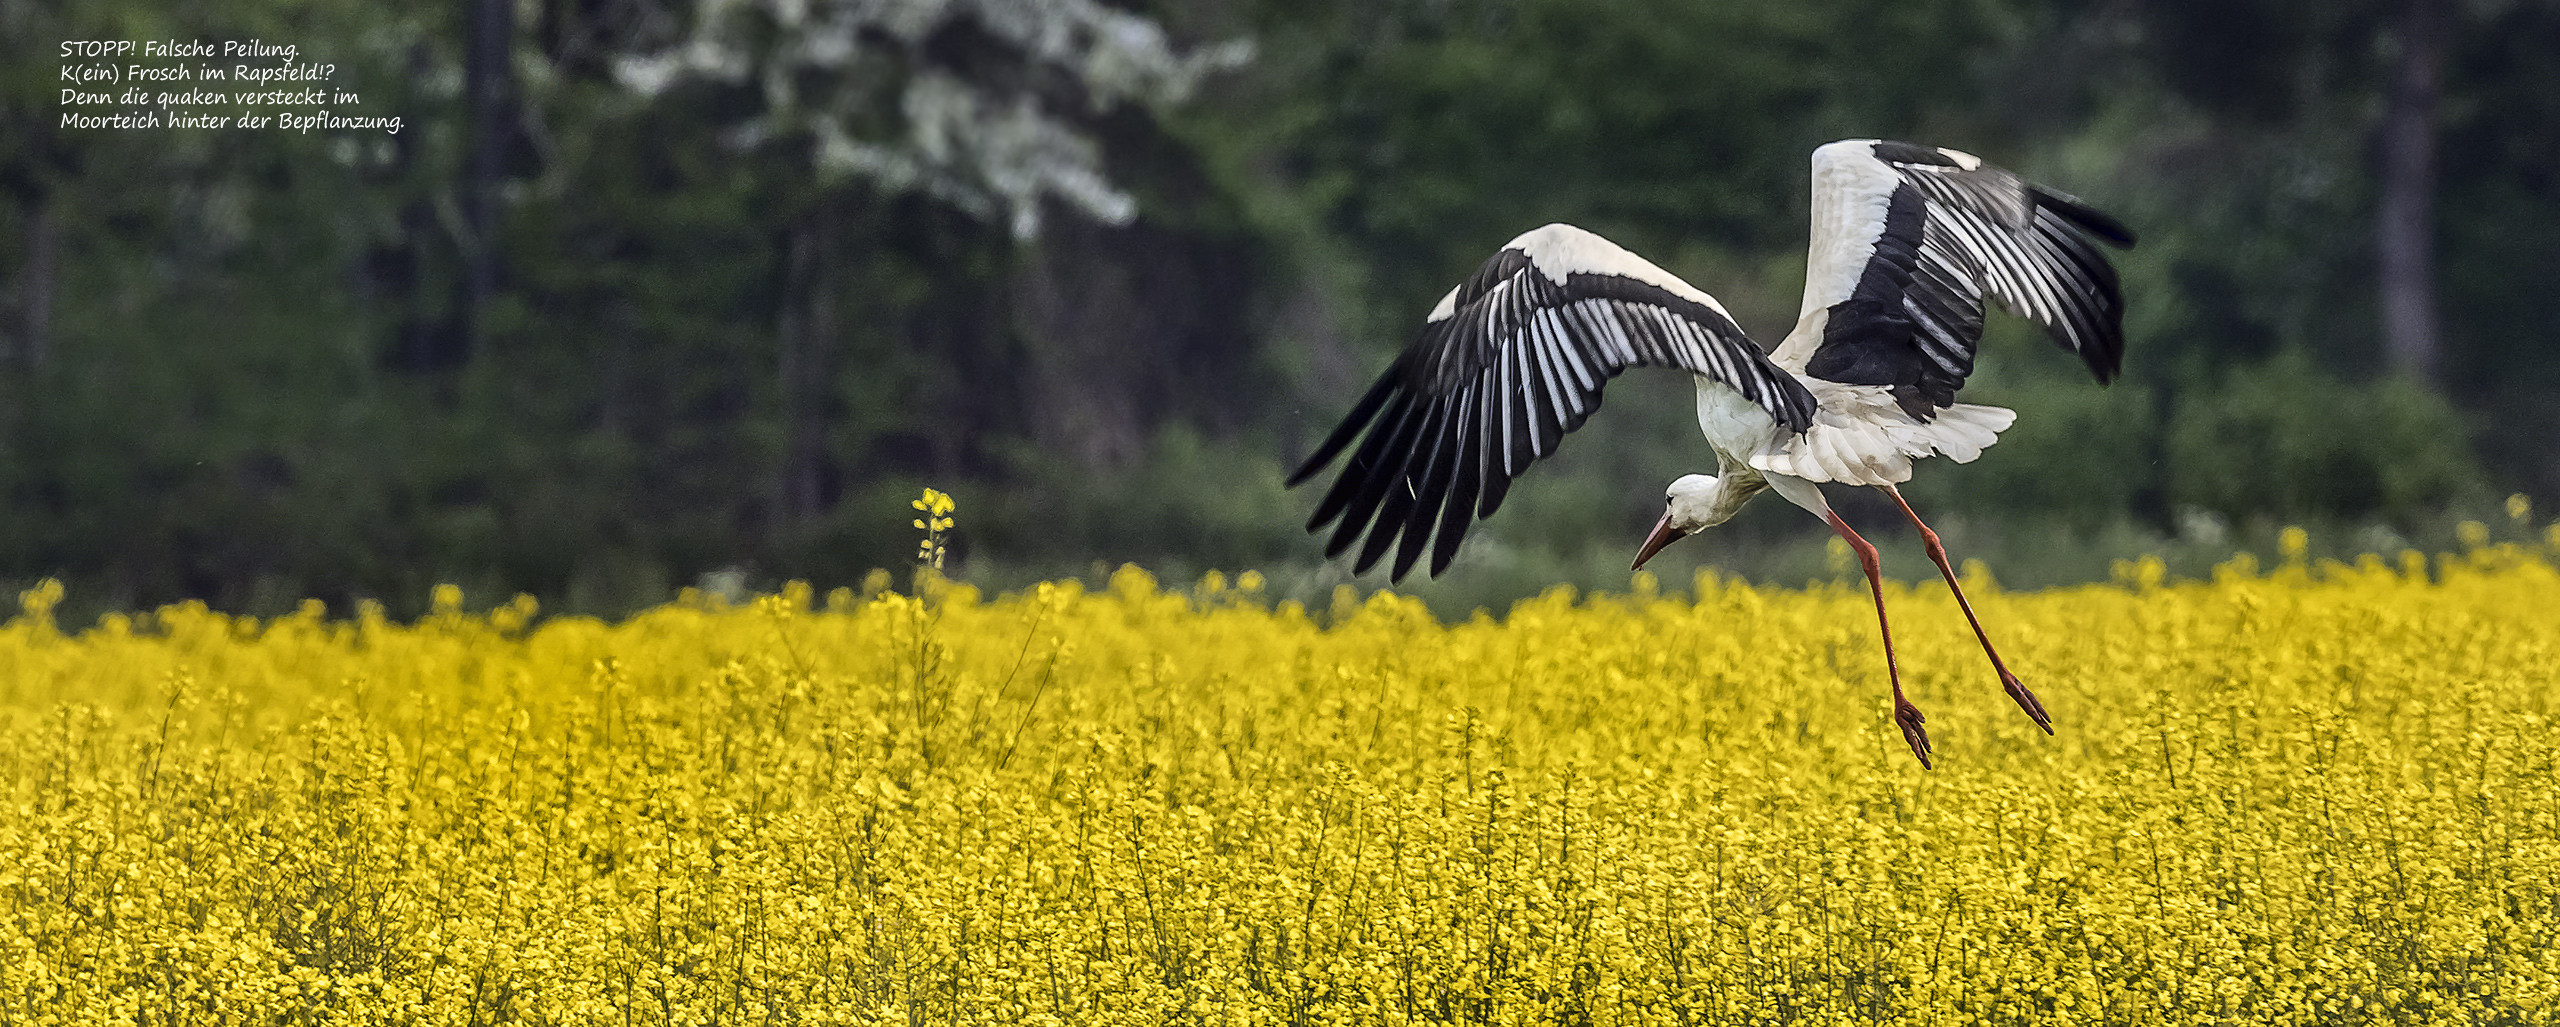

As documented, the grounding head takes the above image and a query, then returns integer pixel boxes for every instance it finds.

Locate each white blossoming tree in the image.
[611,0,1251,239]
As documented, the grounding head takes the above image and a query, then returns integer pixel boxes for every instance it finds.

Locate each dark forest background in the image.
[5,0,2557,620]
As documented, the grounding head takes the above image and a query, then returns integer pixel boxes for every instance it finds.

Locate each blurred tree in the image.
[2165,349,2479,525]
[2376,0,2446,382]
[1187,0,2027,353]
[607,0,1250,239]
[2118,0,2557,493]
[2,0,2551,619]
[463,0,518,365]
[583,0,1256,532]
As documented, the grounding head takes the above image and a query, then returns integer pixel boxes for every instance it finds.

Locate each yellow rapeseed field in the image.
[6,516,2560,1024]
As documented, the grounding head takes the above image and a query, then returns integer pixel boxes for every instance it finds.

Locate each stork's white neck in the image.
[1665,469,1769,531]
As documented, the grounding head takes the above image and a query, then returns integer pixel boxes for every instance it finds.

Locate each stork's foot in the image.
[2002,672,2054,735]
[1895,700,1933,770]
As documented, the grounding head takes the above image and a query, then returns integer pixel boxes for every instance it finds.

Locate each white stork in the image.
[1287,139,2135,768]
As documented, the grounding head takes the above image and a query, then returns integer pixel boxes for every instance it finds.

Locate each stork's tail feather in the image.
[1914,403,2014,463]
[1750,401,2016,486]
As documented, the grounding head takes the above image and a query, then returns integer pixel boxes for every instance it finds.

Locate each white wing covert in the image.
[1778,139,2136,420]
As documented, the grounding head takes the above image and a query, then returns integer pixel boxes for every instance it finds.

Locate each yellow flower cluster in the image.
[914,488,957,569]
[5,540,2559,1024]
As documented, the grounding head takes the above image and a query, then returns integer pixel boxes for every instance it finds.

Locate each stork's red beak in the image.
[1632,510,1688,571]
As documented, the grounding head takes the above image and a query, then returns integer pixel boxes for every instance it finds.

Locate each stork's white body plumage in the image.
[1288,139,2137,767]
[1690,364,2014,489]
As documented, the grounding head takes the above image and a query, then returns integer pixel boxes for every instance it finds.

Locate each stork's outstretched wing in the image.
[1777,139,2137,419]
[1288,223,1815,582]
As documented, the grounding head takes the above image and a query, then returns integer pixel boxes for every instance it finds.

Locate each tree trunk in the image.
[776,199,839,532]
[2376,0,2445,381]
[1014,227,1148,473]
[18,198,53,368]
[462,0,515,363]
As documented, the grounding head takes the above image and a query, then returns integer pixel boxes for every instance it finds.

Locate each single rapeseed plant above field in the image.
[903,487,962,765]
[913,487,956,570]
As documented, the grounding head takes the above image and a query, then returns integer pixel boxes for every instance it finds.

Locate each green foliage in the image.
[1193,0,2017,325]
[974,425,1306,581]
[1899,324,2165,531]
[2165,350,2482,525]
[4,0,2555,616]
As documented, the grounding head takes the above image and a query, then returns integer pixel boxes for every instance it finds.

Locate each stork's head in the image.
[1632,473,1745,571]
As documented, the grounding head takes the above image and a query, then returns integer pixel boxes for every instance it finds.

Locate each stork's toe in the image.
[2003,673,2054,735]
[1895,701,1932,770]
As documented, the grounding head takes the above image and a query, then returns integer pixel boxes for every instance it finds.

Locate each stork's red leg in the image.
[1824,510,1932,769]
[1883,486,2052,734]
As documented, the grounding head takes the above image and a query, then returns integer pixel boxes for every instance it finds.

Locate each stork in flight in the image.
[1287,139,2135,768]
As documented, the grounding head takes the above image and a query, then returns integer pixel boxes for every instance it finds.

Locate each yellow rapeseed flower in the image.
[913,487,957,568]
[4,550,2558,1023]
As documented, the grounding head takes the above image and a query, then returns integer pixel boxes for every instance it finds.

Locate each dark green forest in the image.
[5,0,2557,620]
